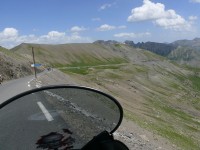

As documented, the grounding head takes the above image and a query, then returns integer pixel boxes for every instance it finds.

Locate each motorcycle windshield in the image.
[0,86,123,150]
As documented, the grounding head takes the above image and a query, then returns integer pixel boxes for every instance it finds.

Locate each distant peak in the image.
[193,37,200,41]
[93,40,121,45]
[124,40,134,46]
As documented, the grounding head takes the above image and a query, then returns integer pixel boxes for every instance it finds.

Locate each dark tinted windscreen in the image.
[0,87,121,149]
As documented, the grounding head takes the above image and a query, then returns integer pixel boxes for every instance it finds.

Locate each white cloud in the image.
[127,0,167,22]
[189,16,198,21]
[97,24,116,31]
[114,32,151,38]
[127,0,193,31]
[118,25,127,29]
[47,31,65,38]
[99,3,113,10]
[154,14,191,31]
[99,2,117,11]
[0,28,18,39]
[96,24,126,31]
[70,32,82,40]
[92,18,101,21]
[0,28,92,48]
[190,0,200,3]
[70,26,87,32]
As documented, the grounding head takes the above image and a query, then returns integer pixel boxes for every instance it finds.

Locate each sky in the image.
[0,0,200,48]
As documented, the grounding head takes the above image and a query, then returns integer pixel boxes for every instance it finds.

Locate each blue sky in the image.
[0,0,200,48]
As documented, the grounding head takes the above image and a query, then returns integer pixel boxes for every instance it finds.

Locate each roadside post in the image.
[32,47,37,79]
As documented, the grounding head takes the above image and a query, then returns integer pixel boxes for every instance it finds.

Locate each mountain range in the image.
[124,38,200,68]
[173,38,200,51]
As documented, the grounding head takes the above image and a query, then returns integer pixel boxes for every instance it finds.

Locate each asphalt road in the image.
[0,75,34,104]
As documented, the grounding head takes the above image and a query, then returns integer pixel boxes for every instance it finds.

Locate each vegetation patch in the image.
[184,65,200,72]
[59,63,126,75]
[148,98,200,126]
[51,63,69,68]
[114,44,121,47]
[188,75,200,91]
[169,72,186,82]
[60,68,89,75]
[135,65,149,73]
[161,105,199,124]
[95,65,122,70]
[65,57,128,67]
[185,124,199,132]
[56,57,128,75]
[104,71,123,79]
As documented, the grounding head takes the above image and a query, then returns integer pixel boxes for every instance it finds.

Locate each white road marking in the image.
[27,81,31,87]
[37,101,54,121]
[27,79,34,88]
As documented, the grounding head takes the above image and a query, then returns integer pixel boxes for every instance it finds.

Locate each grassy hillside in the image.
[13,42,200,149]
[11,43,128,68]
[67,57,200,150]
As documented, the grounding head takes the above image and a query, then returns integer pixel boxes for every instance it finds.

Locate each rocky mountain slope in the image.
[124,40,177,56]
[0,46,34,81]
[173,38,200,51]
[124,38,200,68]
[168,46,200,67]
[5,42,200,149]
